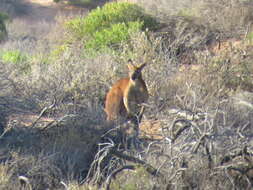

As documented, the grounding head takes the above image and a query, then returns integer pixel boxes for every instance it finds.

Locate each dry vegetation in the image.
[0,0,253,189]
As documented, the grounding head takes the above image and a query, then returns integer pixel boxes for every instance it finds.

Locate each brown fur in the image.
[105,61,148,121]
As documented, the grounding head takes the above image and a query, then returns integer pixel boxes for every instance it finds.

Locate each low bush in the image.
[66,2,157,51]
[1,50,26,64]
[1,1,253,189]
[82,2,156,34]
[85,21,142,50]
[247,31,253,44]
[0,50,30,74]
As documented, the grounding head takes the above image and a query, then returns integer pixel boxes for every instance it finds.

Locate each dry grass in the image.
[0,0,253,189]
[0,105,107,189]
[0,164,12,189]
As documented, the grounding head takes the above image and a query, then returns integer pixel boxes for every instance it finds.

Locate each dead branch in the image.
[225,167,236,188]
[144,141,163,155]
[59,181,68,190]
[0,124,12,140]
[105,165,135,190]
[110,148,162,177]
[83,135,163,187]
[18,176,32,190]
[39,114,77,132]
[205,143,213,169]
[31,98,56,128]
[39,120,57,131]
[224,165,253,189]
[216,146,253,187]
[83,138,115,185]
[236,121,250,138]
[170,119,192,143]
[192,133,209,153]
[220,146,252,165]
[168,168,187,182]
[229,166,253,176]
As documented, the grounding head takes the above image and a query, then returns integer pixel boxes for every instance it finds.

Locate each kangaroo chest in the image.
[126,84,148,103]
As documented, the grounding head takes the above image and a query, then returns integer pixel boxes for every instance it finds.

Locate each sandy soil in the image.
[24,0,55,6]
[18,0,88,23]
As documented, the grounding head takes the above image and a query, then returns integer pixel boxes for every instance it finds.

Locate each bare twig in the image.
[225,168,236,189]
[236,121,250,138]
[82,138,115,185]
[39,120,56,131]
[60,181,69,190]
[0,125,12,140]
[110,149,162,176]
[192,133,208,153]
[170,119,192,143]
[168,168,187,182]
[105,165,135,190]
[205,142,213,169]
[39,114,77,131]
[220,146,252,165]
[31,98,56,128]
[18,176,32,190]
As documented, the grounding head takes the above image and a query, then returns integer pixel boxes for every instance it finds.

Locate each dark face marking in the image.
[131,69,141,80]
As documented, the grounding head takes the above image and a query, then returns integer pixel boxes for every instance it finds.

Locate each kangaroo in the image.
[105,60,148,122]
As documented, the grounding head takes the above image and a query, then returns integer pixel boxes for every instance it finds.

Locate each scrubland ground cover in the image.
[0,0,253,189]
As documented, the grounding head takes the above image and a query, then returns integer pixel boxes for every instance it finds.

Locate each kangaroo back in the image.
[105,60,148,121]
[105,78,129,121]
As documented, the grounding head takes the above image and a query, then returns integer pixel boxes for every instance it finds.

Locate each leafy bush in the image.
[82,2,156,34]
[66,2,157,51]
[85,21,143,50]
[2,50,26,63]
[0,50,30,73]
[247,31,253,44]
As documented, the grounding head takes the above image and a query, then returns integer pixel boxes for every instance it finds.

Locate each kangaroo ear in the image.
[138,63,146,70]
[127,59,136,71]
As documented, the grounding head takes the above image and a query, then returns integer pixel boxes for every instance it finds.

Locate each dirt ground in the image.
[19,0,89,22]
[0,0,96,131]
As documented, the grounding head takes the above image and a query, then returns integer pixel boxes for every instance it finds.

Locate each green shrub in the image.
[65,16,86,39]
[85,21,143,50]
[1,50,30,73]
[66,2,157,51]
[247,31,253,44]
[82,2,156,35]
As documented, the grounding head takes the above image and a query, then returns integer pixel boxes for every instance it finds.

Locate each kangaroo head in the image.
[127,60,146,81]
